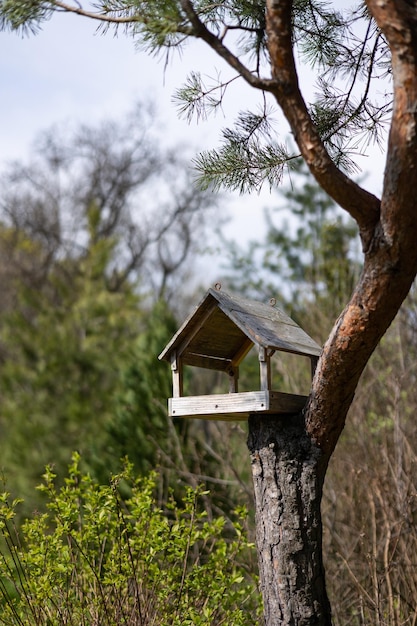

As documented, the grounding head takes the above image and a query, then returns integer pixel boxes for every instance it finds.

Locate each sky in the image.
[0,10,276,285]
[1,13,224,156]
[0,7,387,287]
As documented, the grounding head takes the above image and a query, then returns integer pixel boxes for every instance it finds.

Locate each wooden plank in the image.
[213,288,321,357]
[181,352,232,371]
[258,346,272,391]
[310,356,319,378]
[168,390,307,420]
[185,310,246,360]
[231,310,322,357]
[170,352,183,398]
[230,337,253,366]
[159,293,217,360]
[228,366,239,393]
[159,287,322,368]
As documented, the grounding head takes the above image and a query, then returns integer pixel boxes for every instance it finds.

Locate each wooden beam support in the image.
[171,351,183,398]
[228,365,239,393]
[259,346,272,391]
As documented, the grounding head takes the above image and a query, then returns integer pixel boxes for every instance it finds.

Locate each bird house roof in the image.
[159,288,321,372]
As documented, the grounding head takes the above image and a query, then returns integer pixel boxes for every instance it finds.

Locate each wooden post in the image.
[170,351,183,398]
[259,347,272,391]
[228,366,239,393]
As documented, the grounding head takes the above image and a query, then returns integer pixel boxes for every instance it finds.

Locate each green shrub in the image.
[0,453,260,625]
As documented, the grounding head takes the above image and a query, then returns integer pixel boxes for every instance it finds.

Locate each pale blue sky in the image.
[0,7,385,271]
[1,10,274,267]
[0,12,221,159]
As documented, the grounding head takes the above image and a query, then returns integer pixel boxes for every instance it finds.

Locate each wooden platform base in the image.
[168,390,308,421]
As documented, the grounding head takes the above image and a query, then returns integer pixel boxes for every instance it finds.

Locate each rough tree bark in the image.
[248,414,331,626]
[246,2,417,624]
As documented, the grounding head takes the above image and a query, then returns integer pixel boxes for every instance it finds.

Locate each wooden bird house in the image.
[158,287,321,421]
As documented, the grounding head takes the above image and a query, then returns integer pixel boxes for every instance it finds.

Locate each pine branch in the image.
[193,111,298,193]
[178,0,271,90]
[293,0,346,69]
[173,71,235,123]
[310,76,391,159]
[0,0,53,34]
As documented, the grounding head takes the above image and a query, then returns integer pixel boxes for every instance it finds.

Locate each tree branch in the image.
[265,0,380,250]
[365,0,417,245]
[52,0,139,23]
[178,0,271,91]
[307,0,417,458]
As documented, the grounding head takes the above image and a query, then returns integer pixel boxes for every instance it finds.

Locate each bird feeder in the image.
[158,287,321,421]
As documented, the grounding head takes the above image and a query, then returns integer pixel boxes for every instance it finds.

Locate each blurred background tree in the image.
[222,160,360,320]
[0,101,416,623]
[0,104,222,515]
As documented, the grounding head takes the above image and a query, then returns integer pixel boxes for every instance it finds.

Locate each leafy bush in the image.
[0,453,260,625]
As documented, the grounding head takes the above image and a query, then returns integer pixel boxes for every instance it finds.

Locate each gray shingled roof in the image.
[159,288,321,371]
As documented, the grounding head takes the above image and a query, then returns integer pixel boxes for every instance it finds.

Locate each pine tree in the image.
[1,2,417,623]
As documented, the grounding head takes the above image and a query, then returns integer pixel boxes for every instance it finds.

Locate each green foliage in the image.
[265,161,360,309]
[0,454,260,625]
[0,0,52,34]
[106,299,180,477]
[193,109,294,193]
[292,0,348,70]
[174,72,230,123]
[0,233,186,513]
[129,0,186,52]
[0,106,217,515]
[0,221,137,509]
[223,160,360,322]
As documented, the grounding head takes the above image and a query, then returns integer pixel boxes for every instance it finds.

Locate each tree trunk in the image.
[248,413,331,626]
